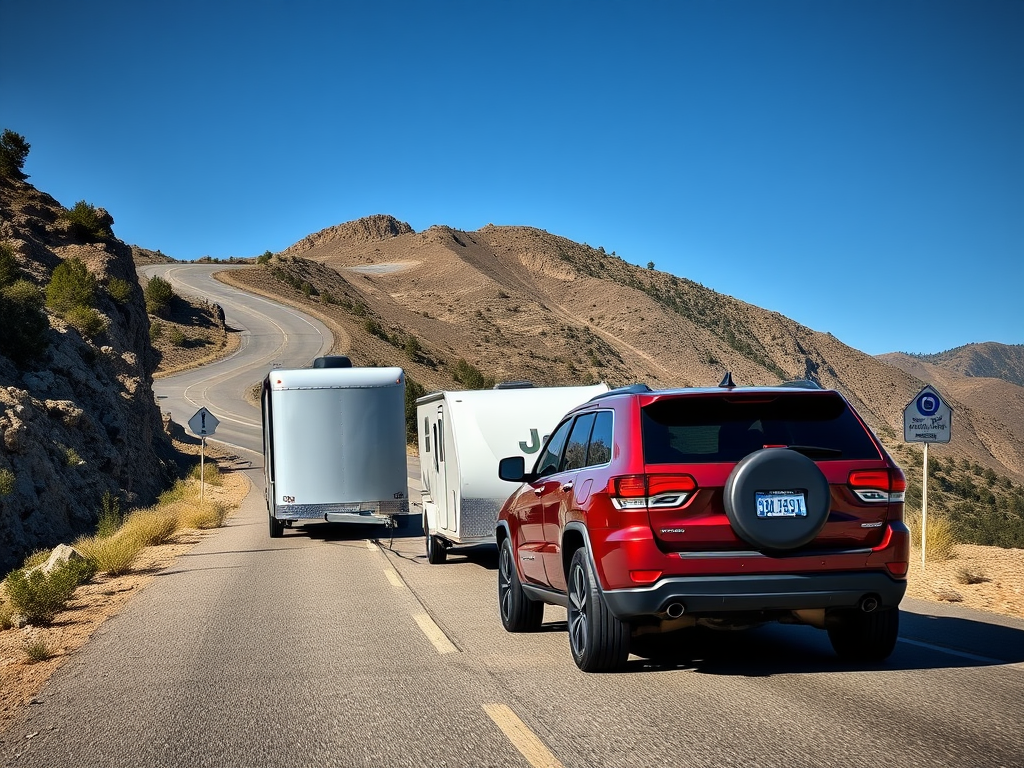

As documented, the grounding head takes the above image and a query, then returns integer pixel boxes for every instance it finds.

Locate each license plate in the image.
[755,491,807,518]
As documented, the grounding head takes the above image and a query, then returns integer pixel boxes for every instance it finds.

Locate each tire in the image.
[498,538,543,632]
[827,607,899,662]
[723,448,831,552]
[566,548,630,672]
[269,513,284,539]
[426,528,447,564]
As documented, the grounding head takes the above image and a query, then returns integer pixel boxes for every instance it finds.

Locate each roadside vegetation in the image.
[0,466,230,633]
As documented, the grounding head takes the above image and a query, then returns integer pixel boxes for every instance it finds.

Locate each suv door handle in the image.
[534,487,544,496]
[561,482,574,492]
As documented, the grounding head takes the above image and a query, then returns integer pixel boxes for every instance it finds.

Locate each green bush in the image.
[97,491,123,538]
[107,276,132,304]
[64,305,107,338]
[404,335,422,360]
[0,129,30,180]
[47,257,96,315]
[256,251,272,265]
[452,358,494,389]
[405,376,426,444]
[0,242,21,287]
[144,275,174,316]
[168,326,186,346]
[0,467,14,495]
[3,558,97,625]
[0,279,49,363]
[149,319,164,341]
[59,201,111,242]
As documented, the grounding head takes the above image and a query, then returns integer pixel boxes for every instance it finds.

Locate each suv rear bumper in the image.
[601,571,907,620]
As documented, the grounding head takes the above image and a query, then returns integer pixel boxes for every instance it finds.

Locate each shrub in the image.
[149,319,164,341]
[75,533,143,577]
[0,242,21,287]
[405,375,426,444]
[256,251,272,265]
[107,276,132,304]
[188,460,222,486]
[906,509,957,561]
[955,567,990,585]
[96,491,123,538]
[64,305,107,338]
[3,558,96,625]
[46,257,96,315]
[452,358,494,389]
[364,318,389,341]
[176,499,228,529]
[0,468,14,495]
[321,291,336,305]
[121,508,179,547]
[168,327,186,346]
[144,275,174,316]
[0,601,13,630]
[59,201,111,241]
[63,445,83,466]
[0,129,30,180]
[0,279,50,363]
[22,638,54,663]
[404,335,422,360]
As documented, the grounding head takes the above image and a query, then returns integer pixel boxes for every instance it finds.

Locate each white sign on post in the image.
[903,385,952,569]
[903,385,951,444]
[187,407,219,502]
[188,407,219,437]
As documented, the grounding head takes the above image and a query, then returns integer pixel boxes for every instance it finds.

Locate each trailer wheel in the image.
[426,531,447,564]
[269,513,284,539]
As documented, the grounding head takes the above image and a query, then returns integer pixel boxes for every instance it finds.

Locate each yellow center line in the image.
[412,612,458,654]
[383,568,403,588]
[482,703,565,768]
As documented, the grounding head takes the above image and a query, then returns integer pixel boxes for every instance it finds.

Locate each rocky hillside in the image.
[0,176,175,574]
[223,215,1024,484]
[882,343,1024,388]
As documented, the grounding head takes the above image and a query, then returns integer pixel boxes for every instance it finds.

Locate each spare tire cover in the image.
[723,448,831,552]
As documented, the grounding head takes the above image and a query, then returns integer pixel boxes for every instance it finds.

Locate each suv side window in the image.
[561,413,596,472]
[586,411,613,466]
[534,419,573,478]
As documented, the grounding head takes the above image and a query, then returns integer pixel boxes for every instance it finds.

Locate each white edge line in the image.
[898,637,1024,670]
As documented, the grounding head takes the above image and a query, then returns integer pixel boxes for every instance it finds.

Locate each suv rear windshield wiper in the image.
[786,445,843,458]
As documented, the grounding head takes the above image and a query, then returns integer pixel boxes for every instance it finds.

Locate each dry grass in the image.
[955,567,991,585]
[173,498,228,530]
[905,509,958,562]
[75,533,145,577]
[21,638,54,663]
[123,508,180,548]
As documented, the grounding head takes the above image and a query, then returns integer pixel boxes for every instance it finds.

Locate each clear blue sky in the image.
[2,0,1022,356]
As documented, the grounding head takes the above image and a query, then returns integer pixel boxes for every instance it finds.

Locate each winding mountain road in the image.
[1,266,1022,767]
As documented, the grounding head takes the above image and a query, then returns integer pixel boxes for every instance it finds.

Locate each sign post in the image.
[903,385,952,568]
[187,407,220,502]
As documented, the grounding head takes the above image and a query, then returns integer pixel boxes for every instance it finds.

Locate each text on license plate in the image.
[755,491,808,518]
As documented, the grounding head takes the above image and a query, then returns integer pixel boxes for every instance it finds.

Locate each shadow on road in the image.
[614,614,1024,676]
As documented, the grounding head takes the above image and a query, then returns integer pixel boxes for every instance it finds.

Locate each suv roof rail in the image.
[590,383,651,401]
[777,379,823,390]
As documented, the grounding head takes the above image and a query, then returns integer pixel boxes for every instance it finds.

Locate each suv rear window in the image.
[641,393,881,464]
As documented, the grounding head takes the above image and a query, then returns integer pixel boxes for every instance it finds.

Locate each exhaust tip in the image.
[859,595,880,613]
[665,602,686,619]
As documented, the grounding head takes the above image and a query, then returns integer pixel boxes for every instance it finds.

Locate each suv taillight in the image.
[848,469,906,503]
[610,474,697,510]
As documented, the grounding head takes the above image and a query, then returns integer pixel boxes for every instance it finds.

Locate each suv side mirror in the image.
[498,456,529,483]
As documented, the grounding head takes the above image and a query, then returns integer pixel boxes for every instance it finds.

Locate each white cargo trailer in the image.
[262,357,410,537]
[417,383,608,563]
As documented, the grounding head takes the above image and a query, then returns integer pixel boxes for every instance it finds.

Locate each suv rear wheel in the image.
[827,607,899,661]
[498,538,543,631]
[567,548,630,672]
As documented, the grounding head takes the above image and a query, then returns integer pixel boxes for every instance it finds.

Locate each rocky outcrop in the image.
[283,214,413,255]
[0,175,174,575]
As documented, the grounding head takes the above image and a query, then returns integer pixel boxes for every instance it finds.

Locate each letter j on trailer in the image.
[903,384,952,568]
[261,357,412,538]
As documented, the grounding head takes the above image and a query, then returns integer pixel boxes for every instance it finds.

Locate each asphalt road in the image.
[3,268,1023,767]
[138,263,333,453]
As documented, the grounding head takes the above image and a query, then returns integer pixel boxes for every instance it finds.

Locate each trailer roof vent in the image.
[313,356,353,369]
[493,381,535,389]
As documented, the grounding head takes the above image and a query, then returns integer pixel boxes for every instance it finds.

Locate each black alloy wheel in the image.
[498,538,543,632]
[566,548,629,672]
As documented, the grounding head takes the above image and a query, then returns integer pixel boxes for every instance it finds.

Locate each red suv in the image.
[495,377,909,672]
